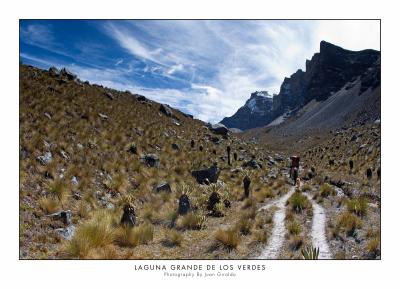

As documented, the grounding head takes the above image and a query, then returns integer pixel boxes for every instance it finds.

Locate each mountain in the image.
[220,91,273,130]
[221,41,380,131]
[272,41,380,117]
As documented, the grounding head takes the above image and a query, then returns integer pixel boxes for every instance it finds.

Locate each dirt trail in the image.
[305,194,332,259]
[256,184,332,259]
[257,186,296,259]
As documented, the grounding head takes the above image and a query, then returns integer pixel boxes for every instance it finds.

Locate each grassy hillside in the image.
[19,64,380,259]
[19,65,291,259]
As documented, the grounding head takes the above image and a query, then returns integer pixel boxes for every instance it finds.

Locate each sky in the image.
[19,20,380,123]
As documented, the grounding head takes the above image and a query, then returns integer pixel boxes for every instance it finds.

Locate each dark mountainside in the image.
[220,91,273,130]
[221,41,380,131]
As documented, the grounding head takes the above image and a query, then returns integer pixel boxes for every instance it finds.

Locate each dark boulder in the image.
[366,168,373,179]
[128,143,137,154]
[243,159,262,169]
[191,165,220,184]
[60,68,77,80]
[48,66,60,77]
[160,104,173,117]
[209,123,229,136]
[210,136,220,144]
[105,92,115,100]
[140,154,160,167]
[171,143,180,150]
[136,95,148,102]
[47,210,72,225]
[156,182,172,193]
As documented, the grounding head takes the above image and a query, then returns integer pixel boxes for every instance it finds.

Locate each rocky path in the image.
[306,194,332,259]
[257,186,296,259]
[256,184,332,259]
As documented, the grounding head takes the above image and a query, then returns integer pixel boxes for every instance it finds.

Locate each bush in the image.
[116,223,154,247]
[163,229,183,247]
[176,212,205,230]
[336,212,362,235]
[235,217,251,235]
[288,221,302,235]
[251,229,267,243]
[66,211,117,258]
[39,197,60,214]
[347,197,368,216]
[253,187,274,202]
[320,183,335,197]
[367,238,380,256]
[287,191,310,213]
[301,183,312,192]
[215,227,240,250]
[289,235,303,251]
[47,179,69,203]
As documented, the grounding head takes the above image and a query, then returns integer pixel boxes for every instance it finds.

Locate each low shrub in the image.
[176,212,205,230]
[163,229,183,247]
[336,212,362,235]
[214,227,240,250]
[66,211,117,258]
[288,221,302,235]
[287,191,310,213]
[116,223,154,247]
[347,197,368,216]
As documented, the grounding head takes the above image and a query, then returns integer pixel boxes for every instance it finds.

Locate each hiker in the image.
[290,156,300,186]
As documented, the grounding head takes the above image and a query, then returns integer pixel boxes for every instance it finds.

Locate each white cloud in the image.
[99,20,380,123]
[167,63,184,75]
[20,24,54,46]
[21,20,380,124]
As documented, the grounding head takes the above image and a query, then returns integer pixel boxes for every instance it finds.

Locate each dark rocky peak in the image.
[245,91,272,113]
[220,91,274,130]
[273,40,380,116]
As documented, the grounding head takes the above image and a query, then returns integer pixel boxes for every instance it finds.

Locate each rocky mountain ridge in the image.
[221,41,380,131]
[220,91,273,130]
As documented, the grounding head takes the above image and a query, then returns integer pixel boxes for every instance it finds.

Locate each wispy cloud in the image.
[20,24,54,46]
[20,20,380,123]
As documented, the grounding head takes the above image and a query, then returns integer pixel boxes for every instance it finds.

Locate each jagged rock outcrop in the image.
[273,41,380,117]
[221,91,273,130]
[221,41,380,130]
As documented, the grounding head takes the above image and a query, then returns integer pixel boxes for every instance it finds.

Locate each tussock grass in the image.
[65,211,117,258]
[214,227,240,250]
[162,229,183,247]
[176,212,205,230]
[336,212,362,235]
[46,179,69,203]
[287,221,302,235]
[287,191,310,213]
[301,183,312,192]
[366,237,380,256]
[39,197,60,214]
[251,229,267,243]
[235,216,251,235]
[347,197,368,216]
[320,183,335,197]
[116,223,154,247]
[253,187,274,202]
[288,235,303,251]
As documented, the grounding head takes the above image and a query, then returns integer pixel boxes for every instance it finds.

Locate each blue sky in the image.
[20,20,380,123]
